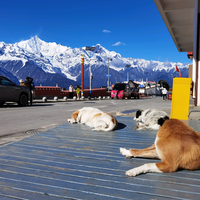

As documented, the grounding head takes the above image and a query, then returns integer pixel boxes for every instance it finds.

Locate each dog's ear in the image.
[136,110,142,118]
[163,116,169,121]
[157,116,169,126]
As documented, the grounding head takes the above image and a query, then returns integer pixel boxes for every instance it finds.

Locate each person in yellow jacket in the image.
[76,85,80,99]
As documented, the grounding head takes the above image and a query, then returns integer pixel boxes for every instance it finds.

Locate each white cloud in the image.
[112,41,126,46]
[102,29,111,33]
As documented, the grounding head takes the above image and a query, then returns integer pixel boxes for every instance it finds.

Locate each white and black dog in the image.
[134,108,169,130]
[68,107,118,131]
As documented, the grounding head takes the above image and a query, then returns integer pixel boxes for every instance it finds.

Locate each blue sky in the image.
[0,0,190,63]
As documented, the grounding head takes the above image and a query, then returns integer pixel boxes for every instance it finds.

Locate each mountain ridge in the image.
[0,36,190,88]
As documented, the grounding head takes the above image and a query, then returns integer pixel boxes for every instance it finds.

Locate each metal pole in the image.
[89,58,96,98]
[125,64,131,83]
[108,58,110,92]
[81,54,84,97]
[89,60,91,97]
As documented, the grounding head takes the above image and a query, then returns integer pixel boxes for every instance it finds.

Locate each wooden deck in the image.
[0,117,199,200]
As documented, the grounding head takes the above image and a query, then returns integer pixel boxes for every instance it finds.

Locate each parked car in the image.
[111,81,139,99]
[111,83,126,99]
[0,76,30,106]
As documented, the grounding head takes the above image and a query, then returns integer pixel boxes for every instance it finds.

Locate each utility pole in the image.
[107,58,112,92]
[85,46,95,97]
[125,64,131,82]
[81,54,84,97]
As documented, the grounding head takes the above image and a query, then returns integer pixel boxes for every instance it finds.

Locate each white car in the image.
[0,76,30,106]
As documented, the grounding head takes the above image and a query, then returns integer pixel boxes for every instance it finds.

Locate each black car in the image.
[0,76,30,106]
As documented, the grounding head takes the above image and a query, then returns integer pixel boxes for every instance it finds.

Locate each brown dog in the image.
[120,118,200,176]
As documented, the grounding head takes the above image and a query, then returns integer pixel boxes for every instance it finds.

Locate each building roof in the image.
[154,0,195,52]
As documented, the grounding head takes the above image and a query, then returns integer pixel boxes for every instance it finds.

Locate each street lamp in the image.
[145,72,148,84]
[125,64,131,82]
[85,46,95,97]
[100,57,112,92]
[106,58,112,92]
[89,58,96,94]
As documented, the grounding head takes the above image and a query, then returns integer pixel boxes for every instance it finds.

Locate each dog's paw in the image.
[125,169,138,177]
[68,119,71,123]
[120,148,133,158]
[120,148,128,155]
[138,122,143,126]
[92,128,100,131]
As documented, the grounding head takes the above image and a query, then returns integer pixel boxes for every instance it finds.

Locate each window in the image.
[0,78,13,85]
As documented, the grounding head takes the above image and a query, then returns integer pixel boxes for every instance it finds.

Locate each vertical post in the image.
[81,54,84,97]
[193,0,199,105]
[86,46,95,98]
[125,64,131,83]
[170,78,191,120]
[89,60,91,97]
[108,58,110,92]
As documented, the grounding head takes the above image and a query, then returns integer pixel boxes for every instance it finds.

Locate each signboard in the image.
[171,78,191,120]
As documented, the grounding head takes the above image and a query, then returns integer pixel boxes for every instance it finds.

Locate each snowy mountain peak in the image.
[93,44,106,54]
[0,36,190,88]
[17,36,41,54]
[0,42,5,48]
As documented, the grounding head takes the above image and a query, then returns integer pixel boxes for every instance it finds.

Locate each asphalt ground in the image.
[0,96,200,147]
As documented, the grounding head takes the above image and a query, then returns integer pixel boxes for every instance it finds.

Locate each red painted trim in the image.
[187,52,193,59]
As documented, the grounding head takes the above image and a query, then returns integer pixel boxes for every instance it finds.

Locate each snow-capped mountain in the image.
[0,36,190,88]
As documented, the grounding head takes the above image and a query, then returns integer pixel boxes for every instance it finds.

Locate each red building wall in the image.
[34,86,109,98]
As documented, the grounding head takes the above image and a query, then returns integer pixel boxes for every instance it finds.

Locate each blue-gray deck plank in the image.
[0,117,199,199]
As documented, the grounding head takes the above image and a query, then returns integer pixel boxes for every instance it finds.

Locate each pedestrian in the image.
[76,85,80,100]
[24,76,34,105]
[19,79,25,86]
[162,88,168,101]
[69,84,74,99]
